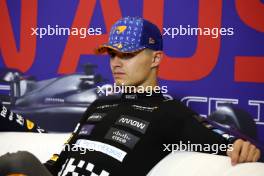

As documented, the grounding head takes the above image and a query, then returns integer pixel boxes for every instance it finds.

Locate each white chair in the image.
[1,132,264,176]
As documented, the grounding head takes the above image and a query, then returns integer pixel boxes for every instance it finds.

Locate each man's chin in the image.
[115,81,125,86]
[114,80,129,86]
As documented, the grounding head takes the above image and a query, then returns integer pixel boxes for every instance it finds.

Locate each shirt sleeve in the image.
[43,100,98,174]
[162,100,237,155]
[0,104,46,133]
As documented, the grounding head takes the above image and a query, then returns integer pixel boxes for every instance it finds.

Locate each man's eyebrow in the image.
[106,48,141,59]
[107,50,127,57]
[107,49,119,55]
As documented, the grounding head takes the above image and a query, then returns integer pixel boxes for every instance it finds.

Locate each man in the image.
[0,16,261,176]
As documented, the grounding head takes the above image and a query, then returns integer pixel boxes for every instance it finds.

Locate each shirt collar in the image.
[121,92,164,100]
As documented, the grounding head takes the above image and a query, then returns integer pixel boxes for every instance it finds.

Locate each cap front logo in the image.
[115,26,127,34]
[113,43,123,49]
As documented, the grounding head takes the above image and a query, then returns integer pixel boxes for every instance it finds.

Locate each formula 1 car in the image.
[0,64,110,132]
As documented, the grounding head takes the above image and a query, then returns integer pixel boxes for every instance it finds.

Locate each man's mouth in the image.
[113,72,126,78]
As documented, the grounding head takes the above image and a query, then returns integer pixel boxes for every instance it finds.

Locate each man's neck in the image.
[135,79,158,92]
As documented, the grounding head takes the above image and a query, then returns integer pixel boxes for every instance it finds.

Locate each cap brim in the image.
[94,44,146,55]
[94,44,120,55]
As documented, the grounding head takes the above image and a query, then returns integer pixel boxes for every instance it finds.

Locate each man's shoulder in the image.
[161,98,186,108]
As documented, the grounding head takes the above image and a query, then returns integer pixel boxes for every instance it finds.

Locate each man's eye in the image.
[122,53,135,59]
[109,52,116,58]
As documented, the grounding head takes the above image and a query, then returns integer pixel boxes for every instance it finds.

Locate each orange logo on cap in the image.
[113,43,123,49]
[115,26,127,34]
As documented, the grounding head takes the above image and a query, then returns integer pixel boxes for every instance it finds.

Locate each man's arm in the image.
[0,104,46,133]
[183,112,261,164]
[163,101,261,164]
[43,100,99,174]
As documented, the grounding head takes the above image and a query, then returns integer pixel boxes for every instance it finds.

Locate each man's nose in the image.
[111,56,123,67]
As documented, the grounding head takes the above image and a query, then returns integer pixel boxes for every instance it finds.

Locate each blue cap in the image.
[96,16,163,53]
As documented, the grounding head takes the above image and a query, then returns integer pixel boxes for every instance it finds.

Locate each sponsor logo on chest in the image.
[105,128,139,149]
[78,124,95,136]
[96,104,119,109]
[115,115,150,134]
[131,104,158,112]
[86,113,106,122]
[75,139,127,162]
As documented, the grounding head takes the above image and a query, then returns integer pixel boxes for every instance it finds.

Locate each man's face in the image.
[108,49,154,86]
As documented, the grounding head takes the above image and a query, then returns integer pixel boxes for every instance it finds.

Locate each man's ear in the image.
[151,51,163,68]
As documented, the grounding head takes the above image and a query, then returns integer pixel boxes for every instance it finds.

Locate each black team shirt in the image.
[45,93,235,176]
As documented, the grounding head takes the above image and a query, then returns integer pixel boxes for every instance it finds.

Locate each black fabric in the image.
[0,104,47,133]
[44,93,234,176]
